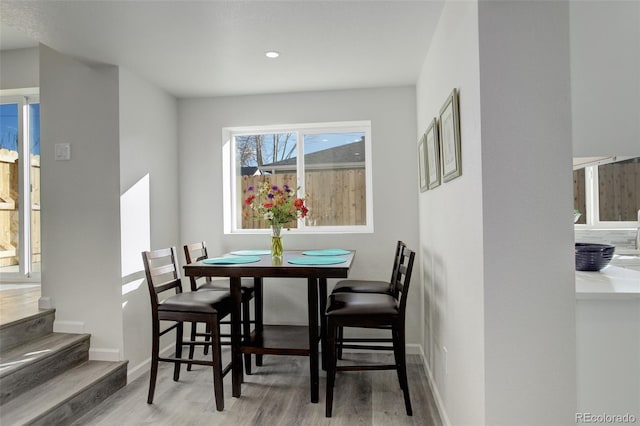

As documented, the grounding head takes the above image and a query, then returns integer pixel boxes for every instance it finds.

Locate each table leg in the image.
[307,277,319,403]
[319,278,328,371]
[230,277,243,397]
[254,277,264,367]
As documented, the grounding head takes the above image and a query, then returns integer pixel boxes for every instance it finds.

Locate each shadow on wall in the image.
[421,245,446,378]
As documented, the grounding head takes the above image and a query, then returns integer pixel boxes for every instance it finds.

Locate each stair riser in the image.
[0,310,55,352]
[0,337,90,404]
[29,363,127,426]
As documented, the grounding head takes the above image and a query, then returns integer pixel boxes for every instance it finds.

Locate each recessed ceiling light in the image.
[265,51,280,59]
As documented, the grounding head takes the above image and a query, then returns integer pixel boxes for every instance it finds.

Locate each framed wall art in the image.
[418,133,428,192]
[439,88,462,182]
[425,118,441,189]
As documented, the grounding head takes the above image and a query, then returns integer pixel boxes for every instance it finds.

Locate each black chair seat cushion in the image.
[326,292,399,317]
[159,290,232,314]
[331,279,391,294]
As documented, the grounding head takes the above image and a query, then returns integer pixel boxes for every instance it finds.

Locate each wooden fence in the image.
[573,159,640,222]
[240,169,366,229]
[0,149,40,267]
[598,159,640,221]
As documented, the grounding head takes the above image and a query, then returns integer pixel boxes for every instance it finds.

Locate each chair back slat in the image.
[184,241,208,264]
[145,246,174,261]
[142,247,184,310]
[387,241,407,292]
[392,248,415,317]
[150,263,178,278]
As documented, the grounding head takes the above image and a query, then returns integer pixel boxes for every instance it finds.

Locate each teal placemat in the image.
[288,256,347,265]
[203,256,261,264]
[302,249,350,256]
[230,250,271,256]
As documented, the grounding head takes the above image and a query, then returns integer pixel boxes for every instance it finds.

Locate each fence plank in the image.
[240,169,366,229]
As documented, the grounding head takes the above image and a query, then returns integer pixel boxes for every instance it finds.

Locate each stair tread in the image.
[0,332,90,378]
[0,360,127,425]
[0,308,54,331]
[0,309,55,353]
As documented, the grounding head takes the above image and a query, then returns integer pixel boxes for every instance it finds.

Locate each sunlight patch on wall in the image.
[120,174,150,296]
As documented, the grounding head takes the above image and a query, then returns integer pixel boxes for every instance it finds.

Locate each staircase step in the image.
[0,360,128,426]
[0,332,90,404]
[0,309,55,352]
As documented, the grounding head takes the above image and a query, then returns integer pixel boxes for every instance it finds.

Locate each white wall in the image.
[0,47,38,90]
[119,67,179,376]
[416,1,485,424]
[178,87,423,343]
[39,45,124,360]
[417,1,576,424]
[570,0,640,157]
[478,1,575,424]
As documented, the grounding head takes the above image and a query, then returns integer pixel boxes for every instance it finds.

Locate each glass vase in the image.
[271,224,283,261]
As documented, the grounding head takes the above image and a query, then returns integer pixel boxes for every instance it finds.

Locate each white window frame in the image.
[222,121,373,234]
[575,157,638,229]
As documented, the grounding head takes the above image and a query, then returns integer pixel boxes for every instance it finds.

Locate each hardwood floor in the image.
[0,285,443,425]
[74,351,443,426]
[0,284,41,325]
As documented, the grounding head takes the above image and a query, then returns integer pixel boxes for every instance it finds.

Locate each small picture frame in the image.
[439,88,461,182]
[418,133,428,192]
[425,118,441,189]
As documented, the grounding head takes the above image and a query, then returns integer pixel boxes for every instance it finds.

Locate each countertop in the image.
[575,254,640,299]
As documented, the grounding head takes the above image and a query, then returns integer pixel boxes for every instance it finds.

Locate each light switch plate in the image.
[55,143,71,161]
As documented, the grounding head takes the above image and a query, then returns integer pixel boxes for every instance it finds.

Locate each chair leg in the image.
[187,321,197,371]
[147,320,160,404]
[254,279,264,367]
[173,322,183,381]
[203,322,211,355]
[210,316,224,411]
[325,320,337,417]
[242,297,252,375]
[392,325,412,416]
[391,327,404,390]
[337,326,344,359]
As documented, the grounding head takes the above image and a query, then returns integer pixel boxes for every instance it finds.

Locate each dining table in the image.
[182,249,355,403]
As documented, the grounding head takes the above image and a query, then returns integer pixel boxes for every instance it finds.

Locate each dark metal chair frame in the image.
[142,246,232,411]
[325,247,416,417]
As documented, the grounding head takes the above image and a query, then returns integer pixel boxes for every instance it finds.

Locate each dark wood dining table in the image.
[182,250,355,403]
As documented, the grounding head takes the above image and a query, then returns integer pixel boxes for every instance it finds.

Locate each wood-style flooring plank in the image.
[73,351,443,426]
[0,285,41,325]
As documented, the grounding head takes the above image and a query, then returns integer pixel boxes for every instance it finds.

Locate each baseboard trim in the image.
[417,345,451,426]
[53,320,85,334]
[406,343,422,355]
[38,296,52,310]
[89,347,121,362]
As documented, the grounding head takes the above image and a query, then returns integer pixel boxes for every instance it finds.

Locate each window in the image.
[573,156,640,227]
[223,121,373,234]
[0,93,40,279]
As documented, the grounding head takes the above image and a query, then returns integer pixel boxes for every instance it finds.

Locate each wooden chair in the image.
[183,241,263,373]
[142,247,232,411]
[330,241,406,357]
[325,247,416,417]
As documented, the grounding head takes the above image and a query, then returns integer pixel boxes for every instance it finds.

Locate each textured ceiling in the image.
[0,0,443,98]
